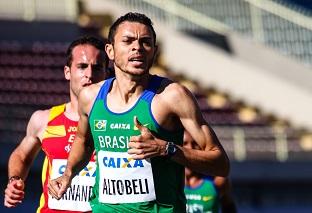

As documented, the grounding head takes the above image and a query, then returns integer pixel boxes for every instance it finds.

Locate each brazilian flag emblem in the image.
[94,120,107,131]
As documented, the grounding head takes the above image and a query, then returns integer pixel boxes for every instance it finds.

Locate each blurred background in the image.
[0,0,312,212]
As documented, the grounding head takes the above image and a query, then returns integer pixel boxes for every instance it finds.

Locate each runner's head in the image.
[64,36,109,97]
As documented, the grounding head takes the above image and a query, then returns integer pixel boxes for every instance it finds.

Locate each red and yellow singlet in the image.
[37,104,96,213]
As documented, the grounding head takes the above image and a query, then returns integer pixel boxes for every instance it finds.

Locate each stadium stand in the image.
[1,0,312,212]
[2,36,310,165]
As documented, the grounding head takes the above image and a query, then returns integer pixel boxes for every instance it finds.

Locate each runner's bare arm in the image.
[64,109,94,178]
[164,83,229,176]
[5,110,48,207]
[129,83,229,177]
[48,87,95,199]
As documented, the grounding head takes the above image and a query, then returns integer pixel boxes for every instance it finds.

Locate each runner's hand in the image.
[48,175,71,200]
[4,179,25,208]
[128,116,167,159]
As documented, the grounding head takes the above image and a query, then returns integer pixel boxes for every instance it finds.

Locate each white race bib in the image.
[48,159,96,211]
[98,150,156,203]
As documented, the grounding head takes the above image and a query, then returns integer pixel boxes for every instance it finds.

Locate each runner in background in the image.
[184,130,237,213]
[4,36,109,212]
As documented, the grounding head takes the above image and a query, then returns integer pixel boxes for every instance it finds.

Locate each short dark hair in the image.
[108,12,156,45]
[66,36,108,68]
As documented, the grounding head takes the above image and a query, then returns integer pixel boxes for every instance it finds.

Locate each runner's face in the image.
[108,21,156,76]
[65,44,106,96]
[183,132,200,150]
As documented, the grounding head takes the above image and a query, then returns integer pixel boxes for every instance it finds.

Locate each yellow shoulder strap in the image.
[36,157,49,213]
[48,104,66,122]
[42,104,67,139]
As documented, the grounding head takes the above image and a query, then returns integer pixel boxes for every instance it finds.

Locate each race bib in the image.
[98,150,156,203]
[48,159,96,211]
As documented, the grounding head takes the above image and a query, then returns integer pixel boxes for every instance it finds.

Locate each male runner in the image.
[4,36,109,212]
[184,130,237,213]
[49,12,229,213]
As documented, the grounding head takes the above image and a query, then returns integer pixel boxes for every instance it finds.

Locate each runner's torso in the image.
[37,104,95,213]
[89,76,185,213]
[184,177,219,213]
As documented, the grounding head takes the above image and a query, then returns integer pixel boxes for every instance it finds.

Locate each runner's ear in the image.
[105,43,114,61]
[64,66,71,80]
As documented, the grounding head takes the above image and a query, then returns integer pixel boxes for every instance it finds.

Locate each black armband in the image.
[8,175,22,183]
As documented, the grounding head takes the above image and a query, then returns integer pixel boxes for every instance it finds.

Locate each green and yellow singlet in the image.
[184,177,219,213]
[89,76,186,213]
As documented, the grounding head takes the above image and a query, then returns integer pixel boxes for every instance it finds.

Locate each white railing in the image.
[249,0,312,31]
[0,0,310,65]
[111,0,312,65]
